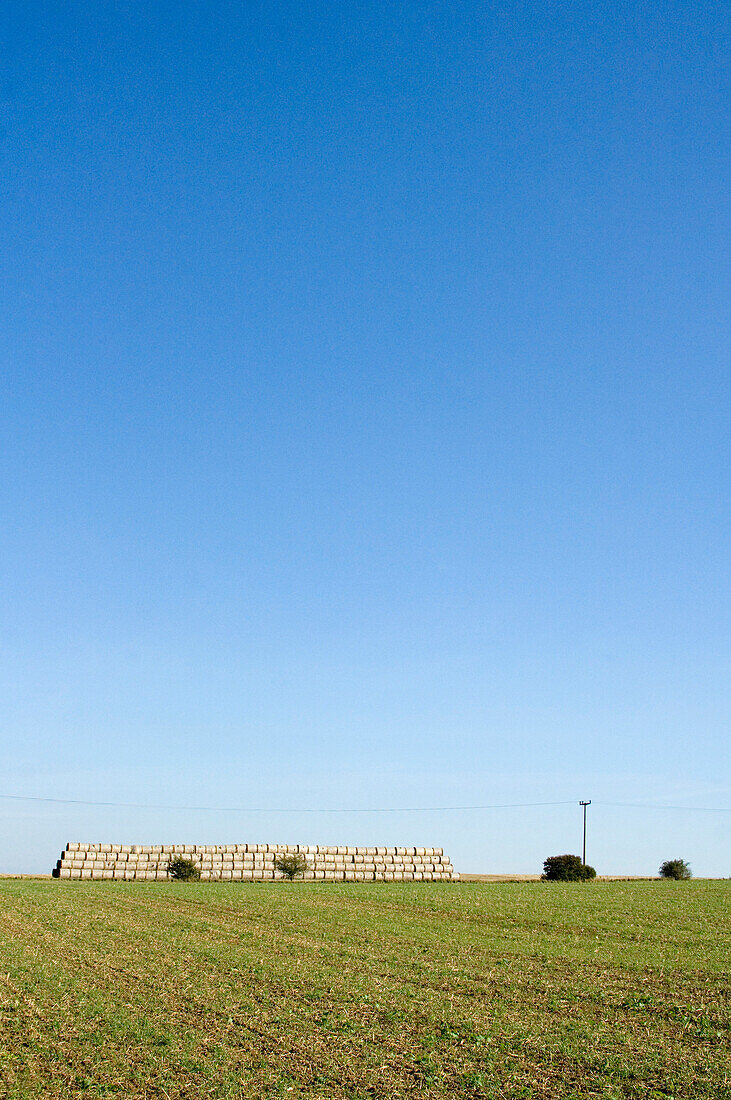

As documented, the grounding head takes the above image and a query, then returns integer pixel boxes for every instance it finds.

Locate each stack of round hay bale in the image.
[53,842,458,881]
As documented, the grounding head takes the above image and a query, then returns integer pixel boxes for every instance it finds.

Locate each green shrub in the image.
[542,854,596,881]
[274,853,309,881]
[167,856,200,881]
[659,858,691,880]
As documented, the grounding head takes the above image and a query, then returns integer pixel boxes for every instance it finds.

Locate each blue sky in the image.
[2,2,728,875]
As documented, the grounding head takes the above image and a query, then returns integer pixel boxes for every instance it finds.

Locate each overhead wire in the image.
[0,793,576,813]
[0,793,728,813]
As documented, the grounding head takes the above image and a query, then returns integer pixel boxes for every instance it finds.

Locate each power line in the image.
[0,792,729,813]
[0,793,575,813]
[595,800,731,813]
[0,794,578,813]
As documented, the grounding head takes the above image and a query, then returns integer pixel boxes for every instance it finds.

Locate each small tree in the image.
[542,854,596,881]
[167,856,200,882]
[659,858,691,880]
[274,853,309,881]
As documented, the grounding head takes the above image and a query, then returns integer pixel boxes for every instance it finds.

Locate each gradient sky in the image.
[2,2,728,875]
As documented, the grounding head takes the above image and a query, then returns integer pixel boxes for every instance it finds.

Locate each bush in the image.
[274,853,309,881]
[542,854,596,881]
[659,858,691,880]
[167,856,200,882]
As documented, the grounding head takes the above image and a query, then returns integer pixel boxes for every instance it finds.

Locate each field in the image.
[0,881,728,1099]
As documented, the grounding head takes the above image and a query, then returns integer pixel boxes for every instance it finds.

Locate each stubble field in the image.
[0,880,728,1099]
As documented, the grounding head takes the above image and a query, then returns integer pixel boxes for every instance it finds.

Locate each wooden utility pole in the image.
[579,800,591,865]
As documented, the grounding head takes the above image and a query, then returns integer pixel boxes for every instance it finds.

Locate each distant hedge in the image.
[274,853,309,880]
[168,857,200,881]
[659,859,691,880]
[542,854,596,881]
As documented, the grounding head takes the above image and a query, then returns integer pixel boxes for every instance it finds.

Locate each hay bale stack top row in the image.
[53,842,458,881]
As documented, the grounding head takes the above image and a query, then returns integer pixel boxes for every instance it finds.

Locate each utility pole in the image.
[579,800,591,865]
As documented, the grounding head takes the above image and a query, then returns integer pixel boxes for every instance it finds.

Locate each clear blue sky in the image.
[2,2,728,875]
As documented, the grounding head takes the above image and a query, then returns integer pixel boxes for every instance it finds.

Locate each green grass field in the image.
[0,880,728,1099]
